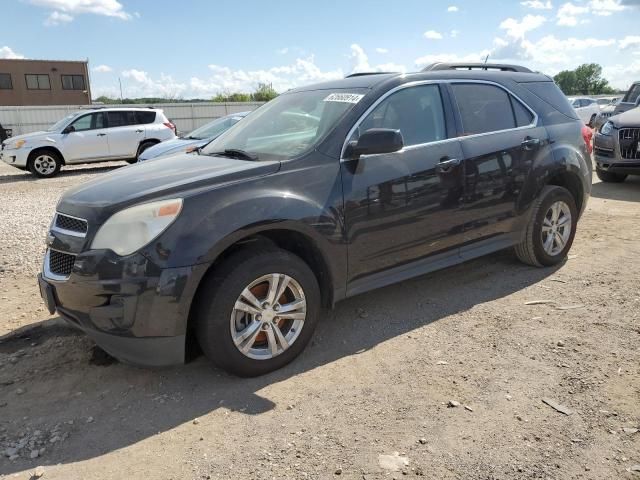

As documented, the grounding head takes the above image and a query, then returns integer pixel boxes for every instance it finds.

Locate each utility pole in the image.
[118,77,124,103]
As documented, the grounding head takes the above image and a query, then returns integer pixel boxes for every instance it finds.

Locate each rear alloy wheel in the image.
[596,168,627,183]
[196,249,320,377]
[515,185,578,267]
[28,151,62,178]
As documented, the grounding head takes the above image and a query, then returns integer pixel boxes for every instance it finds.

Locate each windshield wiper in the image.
[209,149,258,161]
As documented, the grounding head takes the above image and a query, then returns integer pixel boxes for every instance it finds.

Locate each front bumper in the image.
[0,147,29,168]
[594,131,640,176]
[38,249,210,367]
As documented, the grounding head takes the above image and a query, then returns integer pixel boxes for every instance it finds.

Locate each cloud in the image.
[0,46,25,59]
[375,47,389,54]
[603,59,640,89]
[424,30,443,40]
[120,69,187,98]
[619,35,640,49]
[447,5,459,12]
[28,0,132,20]
[521,0,553,8]
[92,64,112,73]
[500,14,546,39]
[450,29,460,38]
[556,2,590,25]
[349,44,406,74]
[589,0,627,15]
[44,11,73,26]
[276,47,289,55]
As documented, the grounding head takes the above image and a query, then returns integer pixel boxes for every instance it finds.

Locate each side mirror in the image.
[62,125,75,134]
[345,128,404,159]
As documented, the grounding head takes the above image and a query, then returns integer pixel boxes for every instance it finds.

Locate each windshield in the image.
[47,113,79,132]
[185,115,243,140]
[201,89,366,161]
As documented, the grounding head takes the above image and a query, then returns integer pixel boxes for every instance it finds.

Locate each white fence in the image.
[0,102,264,136]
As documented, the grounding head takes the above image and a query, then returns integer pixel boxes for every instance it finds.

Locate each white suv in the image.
[568,97,600,127]
[0,108,176,178]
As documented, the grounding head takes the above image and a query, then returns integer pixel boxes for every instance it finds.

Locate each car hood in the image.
[139,138,205,161]
[57,153,281,223]
[611,107,640,126]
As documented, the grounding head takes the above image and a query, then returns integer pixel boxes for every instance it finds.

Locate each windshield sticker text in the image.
[323,93,365,104]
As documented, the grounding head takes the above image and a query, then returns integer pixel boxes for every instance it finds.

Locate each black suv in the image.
[38,63,592,376]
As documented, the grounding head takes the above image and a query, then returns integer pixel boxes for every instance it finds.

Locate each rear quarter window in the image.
[520,81,579,120]
[136,111,156,124]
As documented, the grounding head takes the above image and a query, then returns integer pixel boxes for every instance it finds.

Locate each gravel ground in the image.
[0,161,639,480]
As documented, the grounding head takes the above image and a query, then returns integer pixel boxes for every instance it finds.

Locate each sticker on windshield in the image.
[323,93,365,104]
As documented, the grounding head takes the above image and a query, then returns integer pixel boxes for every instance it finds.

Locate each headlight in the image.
[91,198,183,256]
[600,121,614,136]
[10,139,25,149]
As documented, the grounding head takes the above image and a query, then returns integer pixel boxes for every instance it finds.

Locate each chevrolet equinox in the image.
[38,63,592,377]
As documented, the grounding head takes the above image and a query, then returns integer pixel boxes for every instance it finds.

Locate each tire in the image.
[195,248,321,377]
[515,185,578,267]
[596,168,627,183]
[28,149,62,178]
[134,140,157,163]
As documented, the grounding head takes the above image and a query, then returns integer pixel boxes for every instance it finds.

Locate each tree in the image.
[252,83,278,102]
[553,63,615,95]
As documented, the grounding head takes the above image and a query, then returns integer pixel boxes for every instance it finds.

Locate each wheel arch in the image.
[184,225,338,357]
[28,146,66,165]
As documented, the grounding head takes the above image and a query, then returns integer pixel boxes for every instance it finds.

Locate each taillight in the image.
[163,122,177,134]
[581,125,593,154]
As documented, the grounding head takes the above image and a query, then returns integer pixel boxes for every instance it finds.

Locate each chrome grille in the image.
[619,128,640,160]
[48,250,76,277]
[54,213,88,235]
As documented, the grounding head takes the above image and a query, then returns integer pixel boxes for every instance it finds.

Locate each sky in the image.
[1,0,639,99]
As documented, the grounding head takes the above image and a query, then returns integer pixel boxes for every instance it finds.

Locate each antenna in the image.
[483,54,490,64]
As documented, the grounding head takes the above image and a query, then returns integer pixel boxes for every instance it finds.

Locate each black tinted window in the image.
[0,73,12,89]
[521,81,579,120]
[623,83,640,104]
[107,111,137,127]
[511,97,534,127]
[135,111,156,124]
[356,84,447,146]
[452,83,515,134]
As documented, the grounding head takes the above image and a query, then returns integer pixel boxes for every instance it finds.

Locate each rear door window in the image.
[511,97,535,127]
[451,83,517,135]
[107,111,137,127]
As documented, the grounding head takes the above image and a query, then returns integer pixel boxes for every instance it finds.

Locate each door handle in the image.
[96,133,106,137]
[521,137,541,150]
[436,157,462,173]
[135,129,144,133]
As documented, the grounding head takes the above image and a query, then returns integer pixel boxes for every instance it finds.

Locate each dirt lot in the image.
[0,161,639,480]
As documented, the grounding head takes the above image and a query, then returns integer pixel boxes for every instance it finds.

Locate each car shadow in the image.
[590,175,640,202]
[0,164,126,185]
[0,250,559,474]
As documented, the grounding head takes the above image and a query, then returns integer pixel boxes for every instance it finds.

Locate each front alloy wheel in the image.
[196,248,320,377]
[231,274,307,360]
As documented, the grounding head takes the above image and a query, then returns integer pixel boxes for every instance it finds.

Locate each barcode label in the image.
[324,93,365,104]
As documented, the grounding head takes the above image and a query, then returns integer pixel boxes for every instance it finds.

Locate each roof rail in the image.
[422,62,533,73]
[345,72,399,78]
